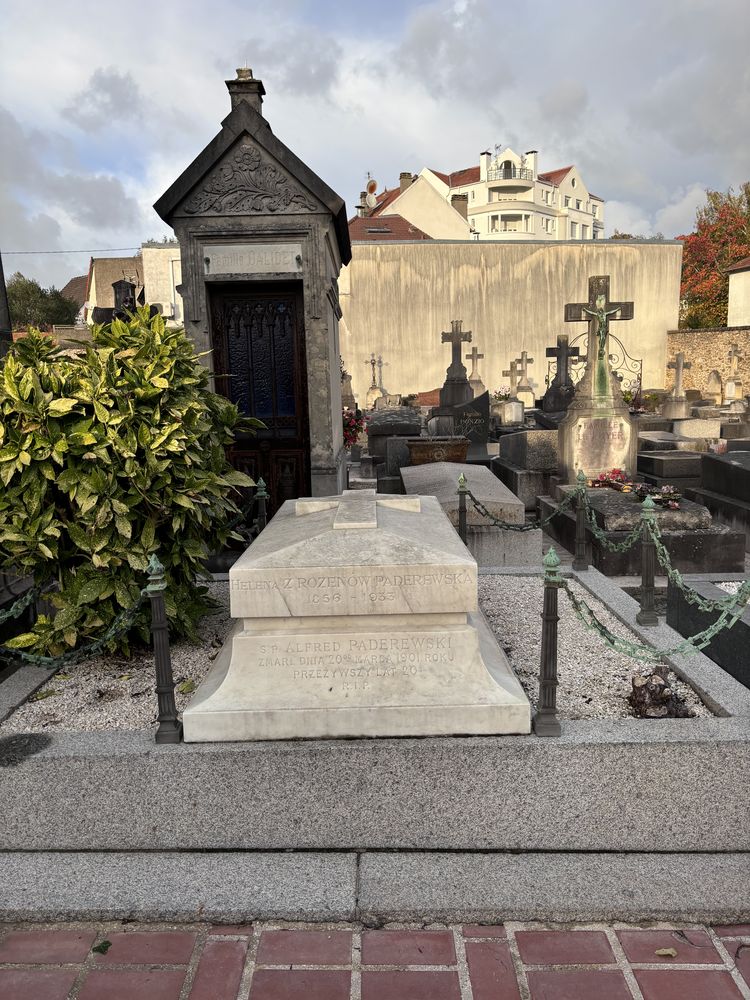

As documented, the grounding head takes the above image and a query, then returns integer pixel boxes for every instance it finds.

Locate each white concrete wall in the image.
[340,240,682,405]
[728,270,750,327]
[141,245,184,324]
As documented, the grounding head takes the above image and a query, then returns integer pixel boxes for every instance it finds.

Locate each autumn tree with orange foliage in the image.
[678,183,750,328]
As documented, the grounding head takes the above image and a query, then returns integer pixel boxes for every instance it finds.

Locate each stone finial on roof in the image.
[226,66,266,114]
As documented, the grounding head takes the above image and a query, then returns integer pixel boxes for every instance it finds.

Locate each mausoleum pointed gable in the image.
[153,69,351,264]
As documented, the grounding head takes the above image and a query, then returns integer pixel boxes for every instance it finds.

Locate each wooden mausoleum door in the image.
[209,283,311,513]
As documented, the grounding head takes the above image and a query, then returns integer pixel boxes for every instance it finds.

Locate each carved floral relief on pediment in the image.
[184,142,319,216]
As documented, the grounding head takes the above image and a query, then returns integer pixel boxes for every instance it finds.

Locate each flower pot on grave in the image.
[406,436,470,465]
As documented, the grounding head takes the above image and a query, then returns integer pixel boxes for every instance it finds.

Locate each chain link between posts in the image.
[0,583,48,626]
[0,591,148,669]
[462,483,577,532]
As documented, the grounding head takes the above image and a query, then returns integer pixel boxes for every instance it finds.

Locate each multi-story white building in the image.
[420,146,605,241]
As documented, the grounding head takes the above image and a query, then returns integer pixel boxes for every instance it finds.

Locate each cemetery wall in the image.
[666,326,750,392]
[728,269,750,327]
[141,246,184,325]
[339,240,682,404]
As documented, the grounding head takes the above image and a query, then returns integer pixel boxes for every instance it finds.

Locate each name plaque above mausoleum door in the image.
[204,243,303,275]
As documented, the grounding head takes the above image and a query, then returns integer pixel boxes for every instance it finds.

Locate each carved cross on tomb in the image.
[565,275,634,364]
[515,350,535,391]
[466,346,484,380]
[364,352,377,388]
[442,319,472,380]
[667,352,691,398]
[296,490,420,530]
[728,344,743,378]
[546,335,579,386]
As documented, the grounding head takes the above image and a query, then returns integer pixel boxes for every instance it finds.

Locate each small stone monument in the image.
[514,351,536,408]
[341,372,356,411]
[559,275,636,481]
[183,490,530,740]
[542,335,580,413]
[499,360,524,425]
[439,319,473,407]
[724,344,744,403]
[705,370,723,405]
[466,346,487,398]
[364,353,383,409]
[662,351,692,419]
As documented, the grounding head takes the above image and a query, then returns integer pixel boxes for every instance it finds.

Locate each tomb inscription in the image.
[204,242,302,274]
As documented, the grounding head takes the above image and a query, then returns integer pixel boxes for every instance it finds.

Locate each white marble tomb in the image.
[183,490,530,741]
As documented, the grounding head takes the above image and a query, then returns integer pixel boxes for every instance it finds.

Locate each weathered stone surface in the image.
[672,417,722,438]
[497,430,558,471]
[560,411,637,482]
[492,462,552,511]
[401,462,524,526]
[571,488,712,531]
[367,410,422,458]
[183,490,530,740]
[728,438,750,451]
[384,436,411,476]
[720,421,750,439]
[497,400,524,425]
[637,452,703,480]
[463,524,542,567]
[661,398,692,419]
[639,431,704,452]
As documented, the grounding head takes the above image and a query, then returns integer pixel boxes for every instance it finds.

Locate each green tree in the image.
[0,308,261,656]
[678,183,750,328]
[6,272,78,330]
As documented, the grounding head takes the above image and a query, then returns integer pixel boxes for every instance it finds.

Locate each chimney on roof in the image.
[450,194,469,221]
[524,150,538,176]
[399,172,414,194]
[480,150,491,182]
[356,191,368,218]
[226,67,266,114]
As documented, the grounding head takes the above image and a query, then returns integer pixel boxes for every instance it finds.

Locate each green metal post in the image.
[534,546,562,737]
[572,469,589,571]
[255,478,268,532]
[636,496,659,627]
[457,473,468,545]
[147,555,182,744]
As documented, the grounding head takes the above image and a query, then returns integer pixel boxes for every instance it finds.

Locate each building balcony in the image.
[486,166,534,190]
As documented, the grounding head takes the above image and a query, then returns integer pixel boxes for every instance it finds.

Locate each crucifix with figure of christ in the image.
[564,275,634,399]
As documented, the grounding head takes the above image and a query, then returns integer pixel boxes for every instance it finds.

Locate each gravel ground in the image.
[1,576,709,732]
[717,581,741,594]
[1,582,231,734]
[479,575,709,720]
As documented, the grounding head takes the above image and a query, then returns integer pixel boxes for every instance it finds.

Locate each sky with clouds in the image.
[1,0,748,288]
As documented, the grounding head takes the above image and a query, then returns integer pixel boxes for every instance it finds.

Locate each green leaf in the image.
[29,688,58,702]
[92,940,112,955]
[4,632,39,649]
[76,578,106,606]
[47,397,79,417]
[114,515,132,540]
[177,679,196,695]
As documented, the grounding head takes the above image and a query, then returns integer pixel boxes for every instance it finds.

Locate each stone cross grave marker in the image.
[667,352,691,398]
[442,319,472,380]
[365,352,378,388]
[564,275,634,400]
[515,350,536,406]
[295,489,420,530]
[502,359,520,399]
[466,346,484,380]
[559,275,636,481]
[377,354,389,392]
[543,334,580,413]
[729,344,743,378]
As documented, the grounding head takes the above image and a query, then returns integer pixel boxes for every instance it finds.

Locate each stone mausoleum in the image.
[154,70,351,510]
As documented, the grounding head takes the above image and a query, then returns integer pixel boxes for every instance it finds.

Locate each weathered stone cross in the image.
[546,334,579,386]
[465,345,484,379]
[565,275,634,364]
[667,351,691,398]
[728,344,743,377]
[376,354,389,390]
[296,489,420,530]
[502,359,520,398]
[441,319,472,380]
[515,350,535,390]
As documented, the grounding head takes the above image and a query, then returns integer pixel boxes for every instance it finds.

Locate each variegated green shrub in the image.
[0,308,260,656]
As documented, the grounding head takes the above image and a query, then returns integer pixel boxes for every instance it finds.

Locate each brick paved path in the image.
[0,921,748,999]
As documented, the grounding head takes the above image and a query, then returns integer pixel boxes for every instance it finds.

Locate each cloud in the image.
[538,81,588,123]
[63,68,144,133]
[247,27,343,99]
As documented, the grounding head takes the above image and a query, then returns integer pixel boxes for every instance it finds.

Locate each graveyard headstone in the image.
[558,275,637,481]
[466,345,487,398]
[515,350,536,408]
[183,490,531,739]
[705,370,723,404]
[663,352,692,419]
[542,334,579,413]
[439,319,474,407]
